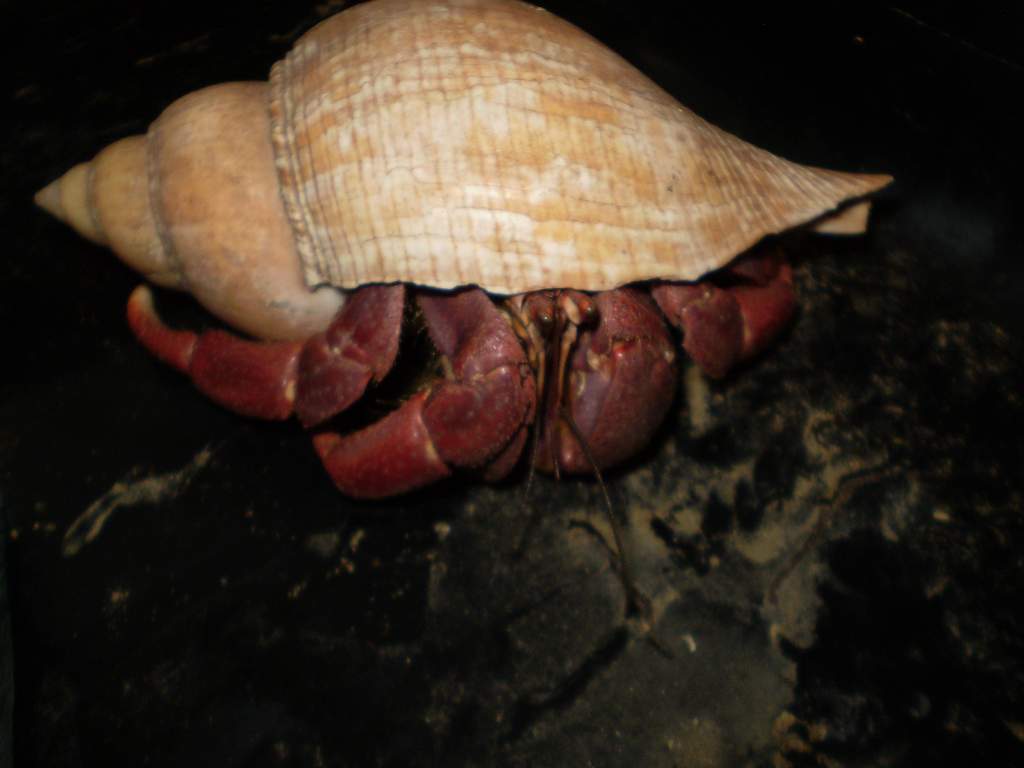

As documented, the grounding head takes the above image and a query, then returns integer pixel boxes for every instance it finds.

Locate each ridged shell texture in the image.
[270,0,889,294]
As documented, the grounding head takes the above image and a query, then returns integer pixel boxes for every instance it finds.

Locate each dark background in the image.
[2,1,1023,766]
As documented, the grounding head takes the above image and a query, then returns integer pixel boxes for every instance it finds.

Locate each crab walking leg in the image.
[651,248,796,379]
[314,288,536,499]
[126,285,302,419]
[125,283,405,422]
[539,289,678,474]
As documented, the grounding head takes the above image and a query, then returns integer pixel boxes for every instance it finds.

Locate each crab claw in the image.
[540,288,678,474]
[314,288,536,498]
[651,246,796,378]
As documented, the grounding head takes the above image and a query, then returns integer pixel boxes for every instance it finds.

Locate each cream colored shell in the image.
[270,0,890,295]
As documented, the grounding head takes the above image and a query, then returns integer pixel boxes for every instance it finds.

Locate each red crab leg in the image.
[538,288,678,474]
[651,247,796,378]
[314,288,536,498]
[125,284,404,422]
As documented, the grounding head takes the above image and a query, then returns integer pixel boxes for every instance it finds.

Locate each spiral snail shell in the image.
[35,0,890,342]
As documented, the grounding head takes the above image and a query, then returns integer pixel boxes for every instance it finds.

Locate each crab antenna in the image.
[513,418,546,559]
[557,406,645,617]
[516,288,644,614]
[514,300,556,558]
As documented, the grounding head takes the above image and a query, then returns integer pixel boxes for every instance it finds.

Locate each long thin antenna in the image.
[513,414,545,559]
[510,291,663,650]
[558,406,645,618]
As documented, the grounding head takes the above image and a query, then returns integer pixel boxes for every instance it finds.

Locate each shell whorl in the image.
[35,83,344,341]
[34,136,181,288]
[269,0,890,295]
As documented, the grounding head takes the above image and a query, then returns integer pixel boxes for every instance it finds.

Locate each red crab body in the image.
[125,247,794,498]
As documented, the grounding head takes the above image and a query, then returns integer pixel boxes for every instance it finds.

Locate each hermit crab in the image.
[35,0,890,499]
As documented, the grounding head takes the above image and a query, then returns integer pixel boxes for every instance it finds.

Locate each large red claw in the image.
[544,288,678,474]
[418,289,535,469]
[313,288,536,497]
[652,248,796,378]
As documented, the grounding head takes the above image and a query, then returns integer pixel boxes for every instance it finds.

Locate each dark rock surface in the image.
[2,1,1022,766]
